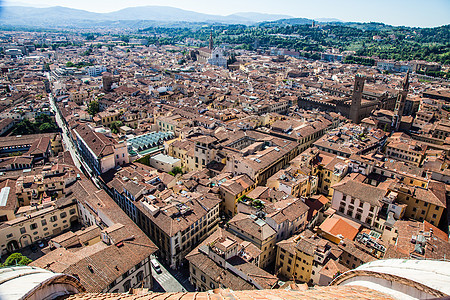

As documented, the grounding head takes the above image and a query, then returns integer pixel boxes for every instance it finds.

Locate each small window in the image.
[50,216,57,222]
[41,219,47,226]
[30,223,37,230]
[6,233,13,238]
[20,227,26,234]
[201,275,206,283]
[60,212,67,218]
[108,280,116,290]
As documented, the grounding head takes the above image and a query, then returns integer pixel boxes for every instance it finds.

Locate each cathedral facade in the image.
[196,32,227,68]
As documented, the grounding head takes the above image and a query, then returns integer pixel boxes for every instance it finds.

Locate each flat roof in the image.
[0,187,10,207]
[151,153,180,165]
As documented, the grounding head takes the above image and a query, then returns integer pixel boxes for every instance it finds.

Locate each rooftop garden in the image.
[237,195,265,209]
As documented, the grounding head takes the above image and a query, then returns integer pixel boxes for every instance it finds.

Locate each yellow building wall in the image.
[276,245,313,283]
[396,192,443,226]
[229,224,275,268]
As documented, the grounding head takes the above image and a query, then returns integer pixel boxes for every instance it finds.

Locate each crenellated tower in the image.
[392,71,410,131]
[349,74,365,124]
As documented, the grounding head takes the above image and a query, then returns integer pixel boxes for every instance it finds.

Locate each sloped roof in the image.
[319,215,361,241]
[332,179,386,207]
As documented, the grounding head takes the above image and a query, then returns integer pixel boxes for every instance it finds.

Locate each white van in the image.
[151,258,162,274]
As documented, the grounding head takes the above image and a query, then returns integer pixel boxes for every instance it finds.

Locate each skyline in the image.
[3,0,450,28]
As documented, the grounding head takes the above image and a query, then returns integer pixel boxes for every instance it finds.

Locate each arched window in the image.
[123,279,131,291]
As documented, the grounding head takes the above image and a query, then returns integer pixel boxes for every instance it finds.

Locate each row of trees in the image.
[344,55,376,66]
[66,61,93,68]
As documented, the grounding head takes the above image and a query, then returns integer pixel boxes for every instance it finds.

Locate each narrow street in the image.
[49,94,81,171]
[150,256,190,292]
[48,87,100,189]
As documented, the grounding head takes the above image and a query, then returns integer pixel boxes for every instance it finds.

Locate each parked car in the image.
[151,258,162,274]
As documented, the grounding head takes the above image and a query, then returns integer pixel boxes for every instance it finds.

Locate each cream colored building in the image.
[0,199,78,254]
[69,90,89,105]
[267,166,314,198]
[385,141,425,166]
[156,115,191,137]
[165,139,196,172]
[98,109,121,127]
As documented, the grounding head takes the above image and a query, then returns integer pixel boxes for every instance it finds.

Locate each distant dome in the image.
[0,266,85,300]
[331,259,450,299]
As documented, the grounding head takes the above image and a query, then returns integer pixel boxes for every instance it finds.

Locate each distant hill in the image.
[0,5,294,28]
[229,12,293,23]
[259,18,315,27]
[315,18,342,23]
[0,6,103,27]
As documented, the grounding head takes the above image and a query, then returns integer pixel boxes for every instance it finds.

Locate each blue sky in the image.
[3,0,450,27]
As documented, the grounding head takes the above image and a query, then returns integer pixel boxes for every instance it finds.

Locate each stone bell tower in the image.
[392,71,410,131]
[209,32,214,50]
[349,74,365,124]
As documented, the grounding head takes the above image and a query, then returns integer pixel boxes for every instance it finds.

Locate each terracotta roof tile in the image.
[67,286,394,299]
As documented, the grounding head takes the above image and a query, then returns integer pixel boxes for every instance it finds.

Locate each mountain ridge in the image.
[0,5,300,27]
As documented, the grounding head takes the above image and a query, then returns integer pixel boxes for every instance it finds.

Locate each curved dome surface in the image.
[0,266,85,300]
